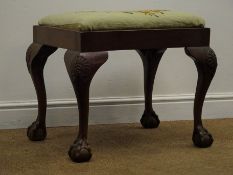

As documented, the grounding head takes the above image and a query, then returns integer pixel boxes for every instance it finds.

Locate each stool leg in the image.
[137,49,166,128]
[26,43,57,141]
[185,47,217,148]
[64,50,108,163]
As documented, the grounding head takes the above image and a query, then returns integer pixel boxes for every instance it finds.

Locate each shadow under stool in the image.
[26,10,218,163]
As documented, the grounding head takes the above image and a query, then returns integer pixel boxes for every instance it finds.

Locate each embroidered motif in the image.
[123,10,168,17]
[138,10,168,16]
[123,12,134,14]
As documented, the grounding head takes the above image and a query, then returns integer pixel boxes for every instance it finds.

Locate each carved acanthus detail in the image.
[206,48,217,69]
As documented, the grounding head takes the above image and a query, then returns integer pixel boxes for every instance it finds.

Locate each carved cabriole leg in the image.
[185,47,217,148]
[26,43,57,141]
[137,49,166,128]
[64,50,108,163]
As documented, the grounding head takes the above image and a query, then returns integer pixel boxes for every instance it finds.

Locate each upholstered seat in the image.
[38,10,205,31]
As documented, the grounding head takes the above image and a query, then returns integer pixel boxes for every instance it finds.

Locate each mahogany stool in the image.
[26,10,218,162]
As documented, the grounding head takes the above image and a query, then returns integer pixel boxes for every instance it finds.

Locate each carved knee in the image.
[64,51,108,85]
[185,47,217,76]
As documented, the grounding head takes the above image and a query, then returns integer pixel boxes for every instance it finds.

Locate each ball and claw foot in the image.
[68,139,92,163]
[140,111,160,128]
[192,126,213,148]
[27,121,47,141]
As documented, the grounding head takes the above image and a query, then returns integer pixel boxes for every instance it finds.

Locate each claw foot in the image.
[68,139,92,163]
[27,121,47,141]
[140,111,160,128]
[192,126,213,148]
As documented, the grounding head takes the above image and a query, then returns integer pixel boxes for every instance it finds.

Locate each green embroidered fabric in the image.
[38,10,205,31]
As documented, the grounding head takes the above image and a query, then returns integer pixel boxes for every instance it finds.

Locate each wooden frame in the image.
[34,25,210,52]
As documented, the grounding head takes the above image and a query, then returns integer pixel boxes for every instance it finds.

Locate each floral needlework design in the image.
[138,10,168,17]
[123,11,134,14]
[123,10,168,17]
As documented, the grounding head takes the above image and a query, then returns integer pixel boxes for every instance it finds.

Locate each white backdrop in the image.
[0,0,233,129]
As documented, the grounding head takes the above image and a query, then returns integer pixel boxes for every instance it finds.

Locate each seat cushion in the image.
[38,10,205,31]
